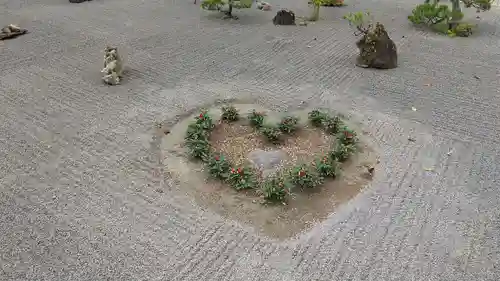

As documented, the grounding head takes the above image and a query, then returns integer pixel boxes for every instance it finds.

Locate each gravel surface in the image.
[1,0,499,280]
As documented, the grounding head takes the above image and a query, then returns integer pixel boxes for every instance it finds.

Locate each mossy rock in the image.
[355,23,397,69]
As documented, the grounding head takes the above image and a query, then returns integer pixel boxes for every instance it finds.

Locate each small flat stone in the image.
[248,149,286,173]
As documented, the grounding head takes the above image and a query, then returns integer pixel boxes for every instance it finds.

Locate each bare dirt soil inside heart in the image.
[162,104,378,240]
[210,122,332,171]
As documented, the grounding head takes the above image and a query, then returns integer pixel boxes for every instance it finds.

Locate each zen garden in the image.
[27,0,491,239]
[153,0,496,239]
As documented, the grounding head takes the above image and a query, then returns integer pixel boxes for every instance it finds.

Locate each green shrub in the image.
[206,154,231,179]
[324,116,342,134]
[315,155,341,178]
[186,138,211,160]
[330,142,356,162]
[337,126,358,146]
[408,3,453,26]
[289,164,323,188]
[278,116,299,134]
[248,110,265,128]
[221,105,239,122]
[185,122,209,141]
[261,176,292,202]
[308,110,328,127]
[450,23,475,37]
[195,110,214,131]
[260,125,282,144]
[228,166,257,190]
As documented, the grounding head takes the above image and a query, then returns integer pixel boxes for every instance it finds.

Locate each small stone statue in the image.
[101,46,124,85]
[0,24,28,40]
[272,9,296,25]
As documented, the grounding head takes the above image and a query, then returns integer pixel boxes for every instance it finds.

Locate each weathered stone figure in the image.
[0,24,28,40]
[101,46,124,85]
[355,22,397,69]
[272,9,296,25]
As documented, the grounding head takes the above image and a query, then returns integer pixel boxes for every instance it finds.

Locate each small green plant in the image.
[338,126,358,145]
[451,22,475,37]
[261,176,292,202]
[408,3,453,26]
[409,0,488,37]
[324,116,342,134]
[319,0,345,6]
[310,0,323,21]
[260,125,282,144]
[228,166,257,190]
[343,11,373,35]
[206,154,231,180]
[308,109,328,127]
[221,105,239,122]
[185,122,209,141]
[186,138,211,160]
[248,110,266,128]
[278,116,299,134]
[289,164,323,188]
[315,155,341,178]
[462,0,493,11]
[330,142,356,162]
[201,0,253,19]
[195,110,214,131]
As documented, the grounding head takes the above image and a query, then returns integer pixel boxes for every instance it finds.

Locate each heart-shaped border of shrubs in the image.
[184,106,359,203]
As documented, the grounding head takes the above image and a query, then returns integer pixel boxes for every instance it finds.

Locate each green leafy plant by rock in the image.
[182,107,362,204]
[200,0,253,19]
[408,0,493,37]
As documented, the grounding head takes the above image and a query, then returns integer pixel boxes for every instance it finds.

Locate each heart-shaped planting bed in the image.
[162,104,378,239]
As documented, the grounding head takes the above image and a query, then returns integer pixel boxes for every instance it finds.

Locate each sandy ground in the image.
[0,0,499,280]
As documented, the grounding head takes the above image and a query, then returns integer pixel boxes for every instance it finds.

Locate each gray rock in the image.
[248,149,286,177]
[272,9,296,25]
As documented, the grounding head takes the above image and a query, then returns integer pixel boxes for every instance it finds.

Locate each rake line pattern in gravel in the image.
[1,0,499,280]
